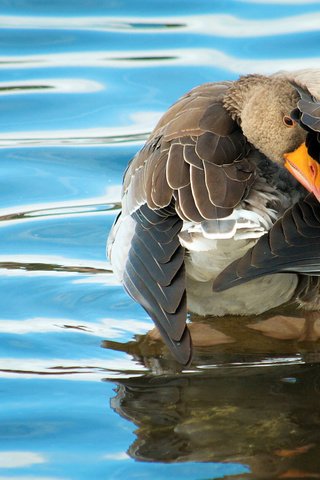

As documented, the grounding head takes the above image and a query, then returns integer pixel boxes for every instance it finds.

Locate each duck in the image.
[212,83,320,324]
[107,70,320,364]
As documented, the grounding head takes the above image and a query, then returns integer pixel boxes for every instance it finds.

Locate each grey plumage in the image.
[108,71,320,363]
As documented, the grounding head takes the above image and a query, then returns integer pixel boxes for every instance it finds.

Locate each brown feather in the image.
[222,163,253,182]
[166,143,190,189]
[176,185,203,222]
[183,144,203,169]
[190,164,232,219]
[199,102,235,135]
[150,151,173,208]
[163,107,205,141]
[124,82,251,219]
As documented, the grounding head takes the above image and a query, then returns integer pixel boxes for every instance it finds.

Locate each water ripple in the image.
[0,358,147,380]
[0,15,186,32]
[0,260,110,275]
[0,78,103,95]
[0,202,119,223]
[2,2,320,477]
[1,13,320,37]
[0,48,318,71]
[0,132,149,148]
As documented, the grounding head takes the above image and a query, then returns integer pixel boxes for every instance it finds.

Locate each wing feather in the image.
[121,203,192,364]
[117,81,257,362]
[166,143,190,189]
[176,184,203,222]
[212,194,320,293]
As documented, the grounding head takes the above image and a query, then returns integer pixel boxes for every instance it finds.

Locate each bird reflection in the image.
[103,308,320,374]
[103,310,320,478]
[107,365,320,479]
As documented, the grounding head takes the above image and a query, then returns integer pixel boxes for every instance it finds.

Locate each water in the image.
[2,1,320,478]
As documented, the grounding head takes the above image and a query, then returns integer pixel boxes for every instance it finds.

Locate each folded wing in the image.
[116,83,256,362]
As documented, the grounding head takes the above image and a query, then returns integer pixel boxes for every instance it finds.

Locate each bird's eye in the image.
[283,115,295,127]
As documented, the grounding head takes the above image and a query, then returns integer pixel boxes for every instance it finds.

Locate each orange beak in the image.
[284,142,320,202]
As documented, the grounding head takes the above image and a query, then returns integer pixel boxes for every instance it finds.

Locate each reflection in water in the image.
[103,310,320,374]
[105,313,320,476]
[109,365,320,478]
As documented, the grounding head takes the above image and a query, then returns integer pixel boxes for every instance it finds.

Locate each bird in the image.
[107,70,320,364]
[212,82,320,327]
[284,85,320,201]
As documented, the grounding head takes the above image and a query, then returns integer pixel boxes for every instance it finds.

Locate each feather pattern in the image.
[123,203,191,364]
[122,82,256,223]
[108,73,320,363]
[115,82,259,362]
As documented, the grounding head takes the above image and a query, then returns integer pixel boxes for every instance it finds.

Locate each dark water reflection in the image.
[104,307,320,371]
[105,311,320,478]
[110,364,320,478]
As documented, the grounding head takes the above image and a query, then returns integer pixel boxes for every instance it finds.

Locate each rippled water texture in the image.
[2,1,320,479]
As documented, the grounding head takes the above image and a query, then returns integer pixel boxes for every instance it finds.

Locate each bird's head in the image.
[280,81,320,201]
[238,76,307,165]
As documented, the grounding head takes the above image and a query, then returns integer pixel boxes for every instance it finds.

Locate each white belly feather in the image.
[179,208,298,316]
[184,247,298,316]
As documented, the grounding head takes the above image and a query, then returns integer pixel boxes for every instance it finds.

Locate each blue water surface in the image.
[1,0,320,478]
